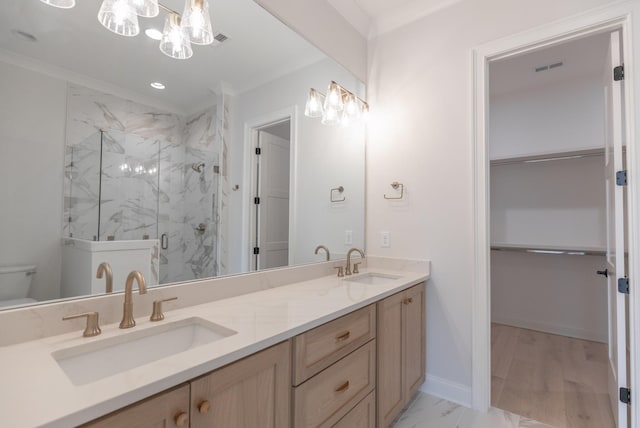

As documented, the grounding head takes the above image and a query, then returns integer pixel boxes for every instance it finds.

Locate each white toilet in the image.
[0,265,37,308]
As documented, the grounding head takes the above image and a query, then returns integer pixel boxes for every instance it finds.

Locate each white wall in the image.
[0,61,66,301]
[254,0,367,82]
[490,76,605,159]
[227,58,366,274]
[366,0,622,404]
[491,157,607,248]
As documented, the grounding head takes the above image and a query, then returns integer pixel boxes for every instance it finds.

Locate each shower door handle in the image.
[596,269,609,278]
[161,234,168,250]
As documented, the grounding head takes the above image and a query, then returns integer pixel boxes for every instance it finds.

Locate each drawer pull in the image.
[335,381,350,393]
[335,331,351,342]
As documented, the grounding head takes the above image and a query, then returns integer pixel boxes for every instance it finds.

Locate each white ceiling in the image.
[490,32,611,96]
[327,0,462,38]
[0,0,325,113]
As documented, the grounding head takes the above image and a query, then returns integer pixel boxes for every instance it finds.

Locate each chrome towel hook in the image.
[384,181,404,200]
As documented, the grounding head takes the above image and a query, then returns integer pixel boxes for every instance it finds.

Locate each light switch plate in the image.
[345,230,353,245]
[381,231,390,248]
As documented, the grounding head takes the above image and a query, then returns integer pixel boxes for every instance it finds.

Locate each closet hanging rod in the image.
[490,148,607,166]
[490,244,605,257]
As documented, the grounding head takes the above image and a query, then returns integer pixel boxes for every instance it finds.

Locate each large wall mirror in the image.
[0,0,365,309]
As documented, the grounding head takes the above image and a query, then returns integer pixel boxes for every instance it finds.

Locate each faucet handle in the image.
[353,263,361,274]
[334,266,344,278]
[63,312,101,337]
[150,297,178,322]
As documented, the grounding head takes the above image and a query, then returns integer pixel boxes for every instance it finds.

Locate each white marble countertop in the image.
[0,267,428,428]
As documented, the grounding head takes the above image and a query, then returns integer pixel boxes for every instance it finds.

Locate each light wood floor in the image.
[491,323,615,428]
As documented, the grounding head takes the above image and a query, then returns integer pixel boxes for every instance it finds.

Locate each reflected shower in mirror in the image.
[0,0,365,309]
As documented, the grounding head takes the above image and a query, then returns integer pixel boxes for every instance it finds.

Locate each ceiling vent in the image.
[535,61,564,72]
[214,33,229,43]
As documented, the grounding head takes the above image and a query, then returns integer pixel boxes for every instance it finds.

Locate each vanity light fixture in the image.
[150,82,165,89]
[305,81,369,127]
[40,0,76,9]
[40,0,215,60]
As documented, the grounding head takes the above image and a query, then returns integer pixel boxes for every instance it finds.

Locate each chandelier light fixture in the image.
[40,0,214,60]
[305,81,369,127]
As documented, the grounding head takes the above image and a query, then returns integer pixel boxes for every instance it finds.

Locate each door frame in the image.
[471,2,640,424]
[243,107,297,272]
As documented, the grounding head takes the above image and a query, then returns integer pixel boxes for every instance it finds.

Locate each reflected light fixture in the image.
[150,82,165,89]
[41,0,216,60]
[305,81,369,127]
[182,0,214,45]
[97,0,140,37]
[304,89,323,118]
[160,13,193,59]
[40,0,76,8]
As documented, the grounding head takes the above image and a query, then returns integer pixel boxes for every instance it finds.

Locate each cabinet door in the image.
[333,392,375,428]
[190,341,291,428]
[403,283,426,399]
[82,384,190,428]
[377,291,405,427]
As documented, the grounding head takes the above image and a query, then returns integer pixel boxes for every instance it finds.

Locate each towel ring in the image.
[331,186,346,202]
[384,181,404,200]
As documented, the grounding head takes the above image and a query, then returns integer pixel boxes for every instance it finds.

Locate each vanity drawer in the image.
[293,340,376,428]
[333,391,375,428]
[293,304,375,385]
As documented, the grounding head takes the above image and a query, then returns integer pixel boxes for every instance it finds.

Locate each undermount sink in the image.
[52,317,236,385]
[344,272,402,285]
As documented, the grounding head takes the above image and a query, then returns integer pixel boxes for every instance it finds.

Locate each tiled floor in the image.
[392,392,553,428]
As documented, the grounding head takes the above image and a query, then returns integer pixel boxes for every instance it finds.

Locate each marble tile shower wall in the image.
[64,84,223,284]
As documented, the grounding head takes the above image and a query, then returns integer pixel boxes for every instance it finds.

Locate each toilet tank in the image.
[0,265,36,300]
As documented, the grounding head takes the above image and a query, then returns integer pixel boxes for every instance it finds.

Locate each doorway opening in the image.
[249,118,291,271]
[486,30,628,427]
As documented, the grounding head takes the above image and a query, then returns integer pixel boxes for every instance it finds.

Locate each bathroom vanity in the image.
[0,259,428,428]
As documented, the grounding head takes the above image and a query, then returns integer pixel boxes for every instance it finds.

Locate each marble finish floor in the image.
[491,323,614,427]
[393,392,552,428]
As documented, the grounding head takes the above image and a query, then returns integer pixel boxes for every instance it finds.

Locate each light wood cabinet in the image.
[82,384,190,428]
[333,392,376,428]
[293,305,376,385]
[190,341,291,428]
[377,282,426,427]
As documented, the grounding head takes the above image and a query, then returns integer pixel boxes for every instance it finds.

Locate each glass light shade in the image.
[324,81,344,112]
[361,103,370,121]
[160,13,193,59]
[98,0,140,37]
[40,0,76,8]
[304,89,324,118]
[340,111,351,128]
[182,0,214,45]
[321,106,341,126]
[131,0,159,18]
[344,93,360,120]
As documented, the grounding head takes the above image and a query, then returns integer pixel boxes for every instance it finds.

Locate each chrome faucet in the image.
[345,247,365,276]
[119,271,147,329]
[314,245,330,261]
[96,262,113,293]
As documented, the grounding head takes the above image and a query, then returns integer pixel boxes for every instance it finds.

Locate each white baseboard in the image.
[420,374,472,408]
[492,316,607,343]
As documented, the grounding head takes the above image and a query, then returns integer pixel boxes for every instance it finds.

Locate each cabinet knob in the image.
[198,400,211,414]
[174,411,188,427]
[403,297,414,305]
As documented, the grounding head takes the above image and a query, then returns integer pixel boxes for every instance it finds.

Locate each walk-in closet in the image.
[488,31,628,427]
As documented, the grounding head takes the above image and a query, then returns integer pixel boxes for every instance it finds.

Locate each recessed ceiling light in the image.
[150,82,165,90]
[145,28,163,41]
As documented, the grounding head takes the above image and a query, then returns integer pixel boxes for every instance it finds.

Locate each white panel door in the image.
[603,30,628,428]
[256,131,290,270]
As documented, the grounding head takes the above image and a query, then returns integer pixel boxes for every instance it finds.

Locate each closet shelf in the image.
[491,243,606,256]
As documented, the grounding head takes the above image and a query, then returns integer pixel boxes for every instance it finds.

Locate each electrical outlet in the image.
[345,230,353,245]
[381,231,390,248]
